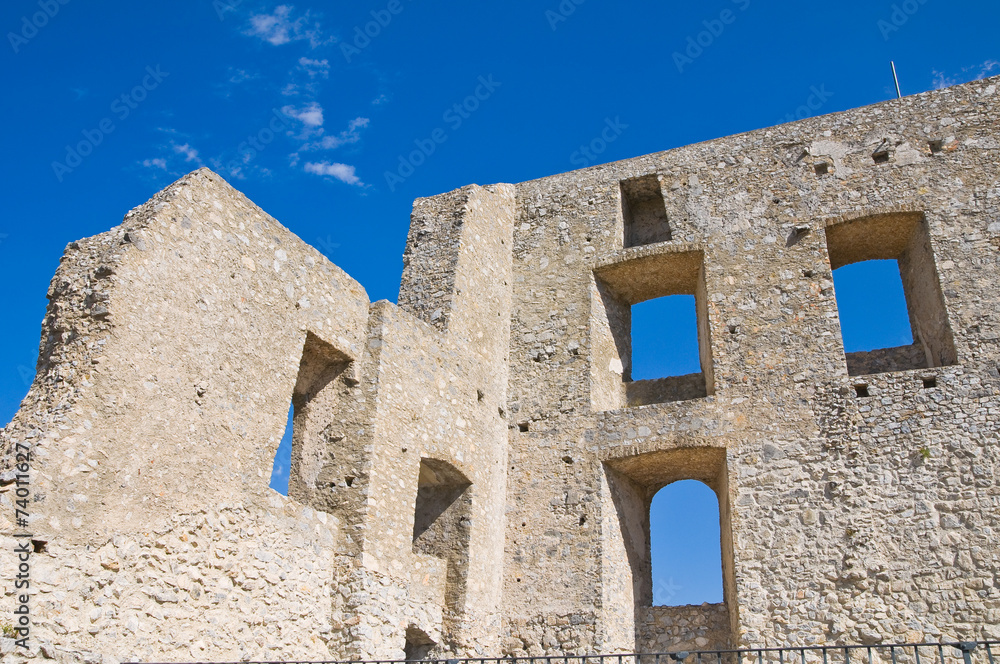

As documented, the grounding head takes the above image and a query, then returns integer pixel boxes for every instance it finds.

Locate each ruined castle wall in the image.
[1,169,372,661]
[2,77,999,664]
[502,76,1000,654]
[320,185,516,660]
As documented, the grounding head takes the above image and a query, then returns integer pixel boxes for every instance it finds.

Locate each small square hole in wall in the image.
[928,140,944,155]
[873,151,890,165]
[922,376,937,389]
[854,384,870,398]
[815,162,830,176]
[518,422,529,433]
[621,174,671,247]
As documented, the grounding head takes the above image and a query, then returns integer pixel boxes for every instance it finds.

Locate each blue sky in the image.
[2,0,996,606]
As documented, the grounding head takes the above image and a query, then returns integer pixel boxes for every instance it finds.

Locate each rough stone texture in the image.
[637,604,731,653]
[3,76,1000,662]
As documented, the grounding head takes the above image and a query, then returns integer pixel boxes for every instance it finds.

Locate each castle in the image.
[2,76,999,663]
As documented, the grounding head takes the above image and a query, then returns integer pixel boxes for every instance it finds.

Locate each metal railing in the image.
[127,640,999,664]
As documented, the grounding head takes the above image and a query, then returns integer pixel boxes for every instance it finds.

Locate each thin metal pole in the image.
[891,61,902,98]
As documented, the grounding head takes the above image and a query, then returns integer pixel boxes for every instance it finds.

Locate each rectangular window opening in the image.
[873,151,890,164]
[814,162,830,176]
[631,294,701,382]
[592,250,713,410]
[271,332,352,500]
[826,212,957,377]
[621,175,671,247]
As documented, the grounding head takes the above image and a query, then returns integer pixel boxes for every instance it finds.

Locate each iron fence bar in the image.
[123,641,1000,664]
[958,643,977,664]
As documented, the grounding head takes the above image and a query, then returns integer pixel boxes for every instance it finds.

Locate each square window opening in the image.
[591,250,714,410]
[826,212,957,377]
[632,295,701,381]
[873,151,890,164]
[833,259,914,351]
[814,162,830,176]
[621,175,671,247]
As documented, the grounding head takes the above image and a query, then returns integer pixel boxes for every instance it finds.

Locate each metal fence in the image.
[128,640,999,664]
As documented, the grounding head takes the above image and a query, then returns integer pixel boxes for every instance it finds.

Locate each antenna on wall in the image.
[891,61,902,99]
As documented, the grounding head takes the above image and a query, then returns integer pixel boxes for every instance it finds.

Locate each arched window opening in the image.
[649,480,723,606]
[404,625,435,661]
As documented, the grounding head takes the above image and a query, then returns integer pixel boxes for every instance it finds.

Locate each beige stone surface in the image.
[2,76,1000,661]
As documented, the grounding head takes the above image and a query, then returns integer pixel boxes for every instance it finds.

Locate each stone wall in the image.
[502,75,1000,652]
[3,76,1000,662]
[637,604,731,653]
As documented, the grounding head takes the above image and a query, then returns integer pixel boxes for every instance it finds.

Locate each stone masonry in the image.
[2,75,999,662]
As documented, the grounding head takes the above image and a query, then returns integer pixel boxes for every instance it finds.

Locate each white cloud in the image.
[245,5,326,48]
[371,93,390,106]
[298,57,330,78]
[228,68,257,85]
[173,143,201,163]
[304,161,363,186]
[303,116,370,151]
[978,59,1000,79]
[282,102,324,128]
[141,158,167,169]
[932,59,1000,90]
